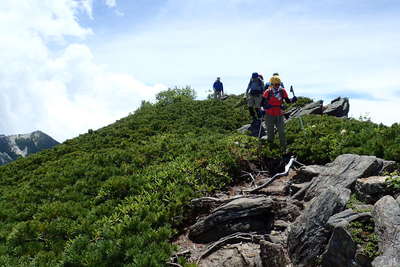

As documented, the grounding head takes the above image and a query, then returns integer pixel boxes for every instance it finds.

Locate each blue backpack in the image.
[248,79,264,95]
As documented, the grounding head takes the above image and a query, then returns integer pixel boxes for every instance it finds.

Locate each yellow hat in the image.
[269,76,281,85]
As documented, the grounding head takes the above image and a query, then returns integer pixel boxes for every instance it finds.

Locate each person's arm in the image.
[261,91,272,109]
[221,82,224,93]
[282,89,296,104]
[246,81,251,95]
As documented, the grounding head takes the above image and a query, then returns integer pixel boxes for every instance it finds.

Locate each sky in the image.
[1,0,400,142]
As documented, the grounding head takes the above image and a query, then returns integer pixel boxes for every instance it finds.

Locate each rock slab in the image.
[189,197,275,243]
[288,186,351,266]
[294,154,390,201]
[372,196,400,267]
[323,97,350,117]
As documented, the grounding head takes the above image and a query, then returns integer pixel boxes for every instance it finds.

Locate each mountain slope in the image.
[0,88,399,266]
[0,131,59,165]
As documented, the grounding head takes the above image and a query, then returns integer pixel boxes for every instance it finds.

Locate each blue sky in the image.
[84,0,400,96]
[1,0,400,141]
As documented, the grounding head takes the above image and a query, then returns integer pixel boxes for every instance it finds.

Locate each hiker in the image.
[261,76,297,149]
[264,72,285,90]
[213,77,224,99]
[245,72,264,121]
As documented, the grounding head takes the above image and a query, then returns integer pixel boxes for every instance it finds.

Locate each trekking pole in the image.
[289,86,305,131]
[258,112,264,138]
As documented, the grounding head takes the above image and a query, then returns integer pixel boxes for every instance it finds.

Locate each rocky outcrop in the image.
[290,100,323,117]
[291,164,327,183]
[321,226,357,267]
[323,97,350,117]
[0,131,59,165]
[188,197,275,243]
[355,176,394,204]
[237,96,350,138]
[293,154,393,201]
[176,154,399,266]
[372,196,400,267]
[287,187,351,266]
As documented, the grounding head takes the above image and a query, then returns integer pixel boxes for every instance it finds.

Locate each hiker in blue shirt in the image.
[246,72,264,121]
[213,77,224,99]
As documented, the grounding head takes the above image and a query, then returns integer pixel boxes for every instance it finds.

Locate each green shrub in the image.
[0,90,399,265]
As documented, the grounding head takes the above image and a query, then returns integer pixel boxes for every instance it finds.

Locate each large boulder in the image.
[355,176,393,204]
[287,186,351,266]
[188,197,275,243]
[293,154,391,201]
[323,210,374,267]
[323,97,350,117]
[372,196,400,267]
[321,226,357,267]
[291,100,324,117]
[291,164,328,183]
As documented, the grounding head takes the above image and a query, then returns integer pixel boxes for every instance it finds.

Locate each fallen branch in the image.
[246,156,296,193]
[196,232,264,264]
[241,170,256,187]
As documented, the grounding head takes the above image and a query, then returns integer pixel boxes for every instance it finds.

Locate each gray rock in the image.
[372,196,400,267]
[188,197,274,243]
[355,176,392,204]
[287,182,309,195]
[397,195,400,205]
[323,97,350,117]
[199,243,263,267]
[292,165,327,183]
[327,209,372,229]
[293,154,387,201]
[288,187,351,266]
[237,124,251,134]
[378,159,397,174]
[352,204,374,213]
[237,120,266,138]
[291,100,324,117]
[260,240,288,267]
[321,226,357,267]
[273,220,289,230]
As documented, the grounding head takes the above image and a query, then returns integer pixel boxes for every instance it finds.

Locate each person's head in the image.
[272,72,279,76]
[216,77,220,81]
[251,72,259,80]
[269,76,281,89]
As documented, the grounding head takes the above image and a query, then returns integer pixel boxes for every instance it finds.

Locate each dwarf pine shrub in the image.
[0,88,399,266]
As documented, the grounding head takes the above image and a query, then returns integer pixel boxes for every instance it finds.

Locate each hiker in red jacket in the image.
[261,76,297,149]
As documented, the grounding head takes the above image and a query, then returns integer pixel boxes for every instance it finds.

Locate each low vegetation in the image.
[0,87,399,265]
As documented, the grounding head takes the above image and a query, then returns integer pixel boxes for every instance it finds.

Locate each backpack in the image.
[248,78,264,95]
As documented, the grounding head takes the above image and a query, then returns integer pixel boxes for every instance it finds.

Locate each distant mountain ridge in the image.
[0,131,59,165]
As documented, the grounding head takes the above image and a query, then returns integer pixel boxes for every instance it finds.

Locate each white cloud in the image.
[91,0,400,127]
[0,0,165,142]
[104,0,117,8]
[350,99,399,126]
